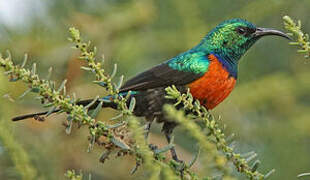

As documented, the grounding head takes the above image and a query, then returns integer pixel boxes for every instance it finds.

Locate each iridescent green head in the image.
[197,18,289,62]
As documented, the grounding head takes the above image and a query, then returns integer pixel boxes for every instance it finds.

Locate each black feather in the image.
[120,63,202,92]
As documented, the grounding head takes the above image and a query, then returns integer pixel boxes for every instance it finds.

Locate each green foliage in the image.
[283,16,310,58]
[65,169,91,180]
[0,69,36,180]
[0,120,37,180]
[68,27,131,114]
[128,116,162,180]
[0,28,201,179]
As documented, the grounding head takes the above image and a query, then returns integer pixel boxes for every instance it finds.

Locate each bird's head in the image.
[198,18,290,62]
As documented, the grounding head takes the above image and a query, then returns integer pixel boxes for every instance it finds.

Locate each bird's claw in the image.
[148,144,158,151]
[171,158,186,178]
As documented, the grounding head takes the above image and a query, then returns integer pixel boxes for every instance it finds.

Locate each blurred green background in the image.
[0,0,309,179]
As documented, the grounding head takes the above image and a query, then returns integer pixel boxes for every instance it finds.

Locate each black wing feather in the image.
[119,63,202,92]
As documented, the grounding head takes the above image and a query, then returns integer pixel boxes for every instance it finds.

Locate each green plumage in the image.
[166,19,261,78]
[167,51,209,75]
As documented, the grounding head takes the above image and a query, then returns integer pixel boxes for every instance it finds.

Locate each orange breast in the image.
[188,54,236,109]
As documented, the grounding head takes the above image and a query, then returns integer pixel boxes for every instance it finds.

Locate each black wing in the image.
[119,63,202,92]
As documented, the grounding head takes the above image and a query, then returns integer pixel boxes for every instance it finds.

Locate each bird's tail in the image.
[12,98,114,122]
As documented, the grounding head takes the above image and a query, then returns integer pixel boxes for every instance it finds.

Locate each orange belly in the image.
[188,54,236,109]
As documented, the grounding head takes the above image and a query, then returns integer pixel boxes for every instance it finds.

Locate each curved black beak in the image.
[254,27,291,40]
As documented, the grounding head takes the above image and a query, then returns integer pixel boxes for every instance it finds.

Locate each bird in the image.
[12,18,289,162]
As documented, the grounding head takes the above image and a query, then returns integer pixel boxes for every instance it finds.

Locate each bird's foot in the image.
[144,121,153,141]
[148,144,158,151]
[171,157,186,178]
[170,149,186,177]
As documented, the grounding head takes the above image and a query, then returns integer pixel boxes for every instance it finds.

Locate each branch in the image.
[68,27,131,114]
[0,28,199,179]
[283,16,310,179]
[165,86,275,179]
[283,15,310,58]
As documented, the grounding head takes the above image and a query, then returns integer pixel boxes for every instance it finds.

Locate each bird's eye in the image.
[236,27,247,35]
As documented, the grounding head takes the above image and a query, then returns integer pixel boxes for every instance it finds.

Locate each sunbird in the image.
[12,19,289,162]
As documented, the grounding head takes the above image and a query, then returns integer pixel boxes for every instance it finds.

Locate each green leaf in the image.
[93,81,106,87]
[251,160,261,172]
[110,113,123,121]
[264,169,275,179]
[84,96,99,110]
[110,64,117,79]
[89,100,103,118]
[31,63,36,75]
[129,97,136,112]
[297,173,310,178]
[21,54,28,68]
[116,75,124,90]
[43,102,54,108]
[46,67,53,80]
[154,144,174,154]
[99,151,111,163]
[188,147,200,168]
[110,137,130,150]
[81,66,92,71]
[46,106,57,117]
[57,79,67,93]
[106,121,125,129]
[87,136,96,153]
[66,116,73,135]
[31,88,40,93]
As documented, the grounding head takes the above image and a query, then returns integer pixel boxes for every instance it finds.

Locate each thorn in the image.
[66,116,73,135]
[31,63,37,75]
[81,66,92,71]
[241,151,256,158]
[264,169,275,179]
[226,133,235,143]
[43,102,54,108]
[106,121,125,129]
[188,147,200,168]
[110,64,117,79]
[6,50,11,60]
[229,141,236,149]
[101,54,105,64]
[130,161,141,175]
[110,113,123,121]
[46,106,57,117]
[47,67,53,80]
[110,137,130,150]
[87,136,96,153]
[93,81,106,87]
[129,97,136,112]
[57,79,67,93]
[84,96,99,109]
[297,172,310,178]
[245,153,257,163]
[21,54,28,68]
[90,100,103,118]
[93,46,97,55]
[99,151,111,163]
[116,75,124,90]
[154,144,174,154]
[3,94,15,102]
[72,93,77,103]
[251,160,261,172]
